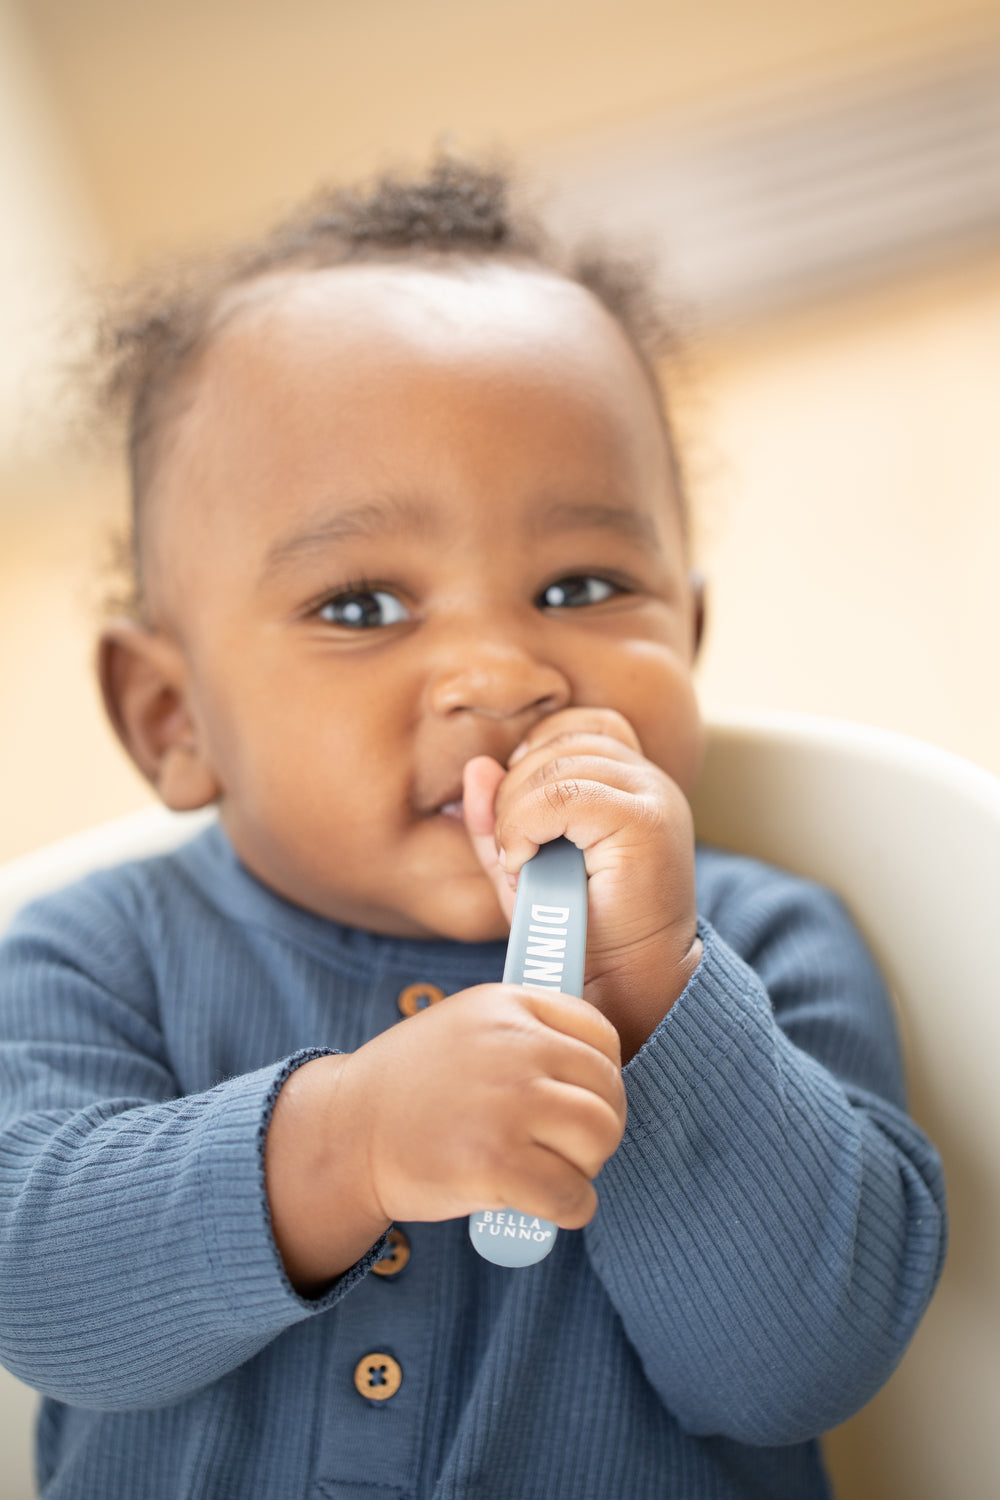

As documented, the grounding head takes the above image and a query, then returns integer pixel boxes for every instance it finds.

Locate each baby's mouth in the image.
[415,772,468,821]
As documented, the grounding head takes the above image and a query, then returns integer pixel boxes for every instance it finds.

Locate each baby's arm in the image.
[265,984,625,1290]
[0,889,367,1410]
[0,879,625,1407]
[584,870,946,1445]
[465,712,946,1444]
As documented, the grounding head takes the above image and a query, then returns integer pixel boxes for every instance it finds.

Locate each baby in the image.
[0,158,945,1499]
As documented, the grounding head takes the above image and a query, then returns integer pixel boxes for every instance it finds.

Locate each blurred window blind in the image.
[542,35,1000,319]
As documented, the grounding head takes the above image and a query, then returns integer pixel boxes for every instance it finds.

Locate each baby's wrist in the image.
[329,1050,394,1228]
[265,1052,391,1291]
[585,924,702,1062]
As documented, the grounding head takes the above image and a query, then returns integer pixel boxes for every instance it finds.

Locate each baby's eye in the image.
[538,575,621,609]
[317,589,410,629]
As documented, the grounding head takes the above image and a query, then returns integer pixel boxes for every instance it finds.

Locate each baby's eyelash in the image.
[536,573,632,608]
[301,571,636,627]
[308,576,413,631]
[303,576,378,614]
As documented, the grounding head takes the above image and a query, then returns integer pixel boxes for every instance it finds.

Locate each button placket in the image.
[315,1221,451,1487]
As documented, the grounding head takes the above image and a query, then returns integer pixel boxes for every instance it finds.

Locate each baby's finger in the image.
[508,731,647,781]
[509,707,642,766]
[495,749,658,829]
[462,755,516,922]
[498,779,663,877]
[518,988,623,1070]
[515,1023,626,1121]
[462,755,504,838]
[525,1080,626,1178]
[492,1147,599,1231]
[496,736,649,831]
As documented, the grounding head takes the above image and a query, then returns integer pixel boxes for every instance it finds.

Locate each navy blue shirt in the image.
[0,828,946,1498]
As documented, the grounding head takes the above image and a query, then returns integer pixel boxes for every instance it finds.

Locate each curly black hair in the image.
[94,153,686,613]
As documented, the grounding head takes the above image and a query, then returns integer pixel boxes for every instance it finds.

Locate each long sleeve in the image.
[583,857,946,1446]
[0,881,380,1410]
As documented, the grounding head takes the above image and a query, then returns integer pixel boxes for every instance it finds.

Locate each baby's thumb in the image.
[462,756,516,925]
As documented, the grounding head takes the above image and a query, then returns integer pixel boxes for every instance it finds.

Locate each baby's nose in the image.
[426,643,571,723]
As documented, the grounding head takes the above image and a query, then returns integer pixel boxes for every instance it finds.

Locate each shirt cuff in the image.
[615,917,771,1149]
[200,1048,390,1326]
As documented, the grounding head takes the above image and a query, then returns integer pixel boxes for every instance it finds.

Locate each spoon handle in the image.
[469,837,588,1267]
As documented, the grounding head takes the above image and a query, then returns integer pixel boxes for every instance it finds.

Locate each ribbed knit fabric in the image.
[0,827,945,1499]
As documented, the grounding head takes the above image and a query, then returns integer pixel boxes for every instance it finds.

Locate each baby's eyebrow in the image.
[259,494,660,586]
[259,495,438,581]
[528,500,660,549]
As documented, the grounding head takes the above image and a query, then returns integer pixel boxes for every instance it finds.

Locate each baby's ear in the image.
[97,620,220,811]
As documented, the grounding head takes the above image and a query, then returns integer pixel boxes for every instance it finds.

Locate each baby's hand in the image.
[345,983,626,1228]
[463,709,702,1059]
[266,986,625,1290]
[265,984,626,1290]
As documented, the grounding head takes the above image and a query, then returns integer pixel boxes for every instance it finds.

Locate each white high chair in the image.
[690,711,1000,1500]
[0,712,997,1499]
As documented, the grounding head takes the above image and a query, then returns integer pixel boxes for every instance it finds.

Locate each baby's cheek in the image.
[664,712,706,800]
[618,692,703,800]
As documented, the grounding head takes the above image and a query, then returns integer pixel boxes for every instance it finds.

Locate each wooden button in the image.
[371,1227,411,1278]
[397,982,445,1017]
[353,1352,402,1401]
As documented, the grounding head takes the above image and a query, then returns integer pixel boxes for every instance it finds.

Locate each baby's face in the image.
[141,262,704,939]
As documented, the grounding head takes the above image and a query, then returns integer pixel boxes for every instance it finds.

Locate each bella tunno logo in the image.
[521,905,569,990]
[471,1210,555,1243]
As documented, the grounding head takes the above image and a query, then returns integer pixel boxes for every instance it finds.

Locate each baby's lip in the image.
[416,781,465,818]
[416,744,513,819]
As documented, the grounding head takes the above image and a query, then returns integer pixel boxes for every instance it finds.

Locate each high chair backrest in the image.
[690,710,1000,1500]
[0,805,217,934]
[0,714,997,1498]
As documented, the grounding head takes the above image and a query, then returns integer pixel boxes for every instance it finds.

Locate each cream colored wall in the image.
[2,0,999,866]
[0,467,146,862]
[694,253,1000,776]
[16,0,998,254]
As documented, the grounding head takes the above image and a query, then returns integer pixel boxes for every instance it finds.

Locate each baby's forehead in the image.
[205,259,649,387]
[164,261,670,480]
[192,264,668,485]
[141,261,681,617]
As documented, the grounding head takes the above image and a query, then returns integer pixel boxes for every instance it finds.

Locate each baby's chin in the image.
[408,879,510,945]
[297,867,509,943]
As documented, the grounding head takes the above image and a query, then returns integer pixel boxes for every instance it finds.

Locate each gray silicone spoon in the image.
[468,836,588,1266]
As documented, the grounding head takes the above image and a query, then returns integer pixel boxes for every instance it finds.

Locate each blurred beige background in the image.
[2,0,1000,869]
